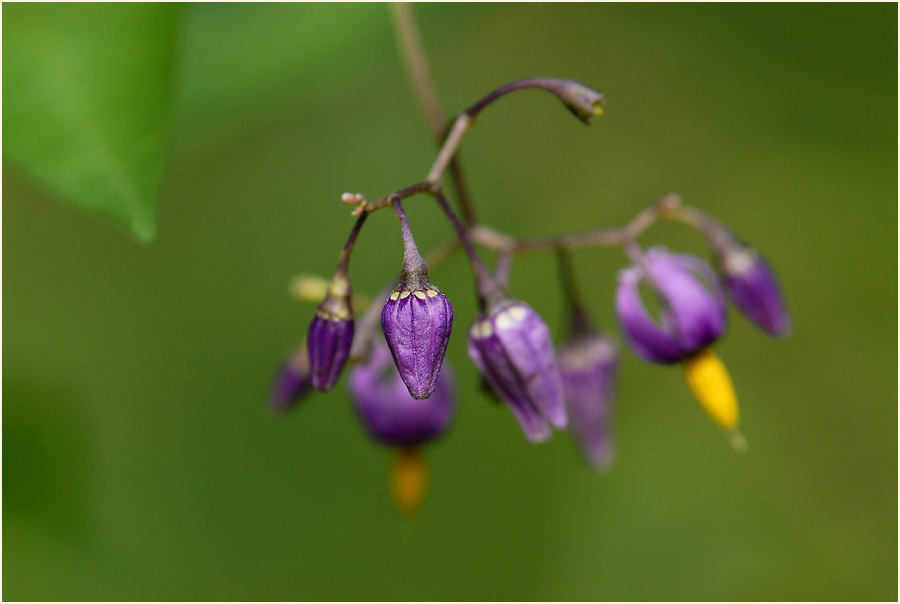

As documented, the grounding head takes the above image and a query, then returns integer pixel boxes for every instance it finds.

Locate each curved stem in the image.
[336,211,368,275]
[424,77,602,189]
[433,189,501,303]
[464,77,597,119]
[390,2,477,225]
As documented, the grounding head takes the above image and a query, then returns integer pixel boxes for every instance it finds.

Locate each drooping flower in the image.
[616,247,744,445]
[558,327,619,470]
[382,280,453,400]
[308,274,355,392]
[704,224,790,337]
[615,247,727,364]
[468,297,567,442]
[349,339,456,517]
[349,340,455,447]
[269,345,311,413]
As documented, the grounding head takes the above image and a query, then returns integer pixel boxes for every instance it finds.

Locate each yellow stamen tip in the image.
[390,447,428,517]
[682,349,740,431]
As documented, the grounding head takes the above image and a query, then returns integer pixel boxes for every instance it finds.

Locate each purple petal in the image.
[492,303,567,429]
[616,248,727,363]
[467,326,551,442]
[558,333,618,470]
[645,249,726,354]
[615,265,683,363]
[350,343,455,446]
[466,300,566,442]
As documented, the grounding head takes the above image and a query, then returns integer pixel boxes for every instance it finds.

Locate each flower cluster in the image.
[269,77,790,515]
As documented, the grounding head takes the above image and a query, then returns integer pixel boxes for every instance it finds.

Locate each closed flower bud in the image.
[269,346,311,413]
[558,80,606,123]
[616,247,726,364]
[307,274,355,392]
[349,341,455,447]
[705,224,790,337]
[558,329,619,470]
[467,298,567,442]
[381,278,453,400]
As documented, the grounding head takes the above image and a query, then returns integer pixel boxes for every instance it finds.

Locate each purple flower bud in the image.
[704,225,790,338]
[722,251,790,337]
[381,281,453,400]
[616,247,726,364]
[269,346,311,413]
[307,275,354,392]
[558,331,618,470]
[467,298,567,442]
[350,341,455,446]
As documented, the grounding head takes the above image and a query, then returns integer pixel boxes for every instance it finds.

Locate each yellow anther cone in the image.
[390,447,428,517]
[682,349,747,452]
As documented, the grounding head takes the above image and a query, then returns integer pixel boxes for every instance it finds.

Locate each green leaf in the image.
[3,4,180,242]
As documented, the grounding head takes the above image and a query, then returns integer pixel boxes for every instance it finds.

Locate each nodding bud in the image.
[616,247,727,364]
[349,341,455,447]
[558,329,619,471]
[383,197,454,399]
[558,80,606,123]
[467,297,567,442]
[705,224,791,338]
[269,345,312,413]
[307,273,355,391]
[381,276,453,400]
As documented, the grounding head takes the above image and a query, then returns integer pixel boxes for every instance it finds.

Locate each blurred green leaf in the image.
[3,3,180,242]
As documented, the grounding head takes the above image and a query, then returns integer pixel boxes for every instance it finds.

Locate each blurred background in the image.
[3,3,897,600]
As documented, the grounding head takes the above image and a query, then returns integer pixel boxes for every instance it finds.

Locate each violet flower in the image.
[350,341,455,447]
[616,247,727,364]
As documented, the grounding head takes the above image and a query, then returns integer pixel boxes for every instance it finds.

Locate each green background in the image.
[4,3,897,600]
